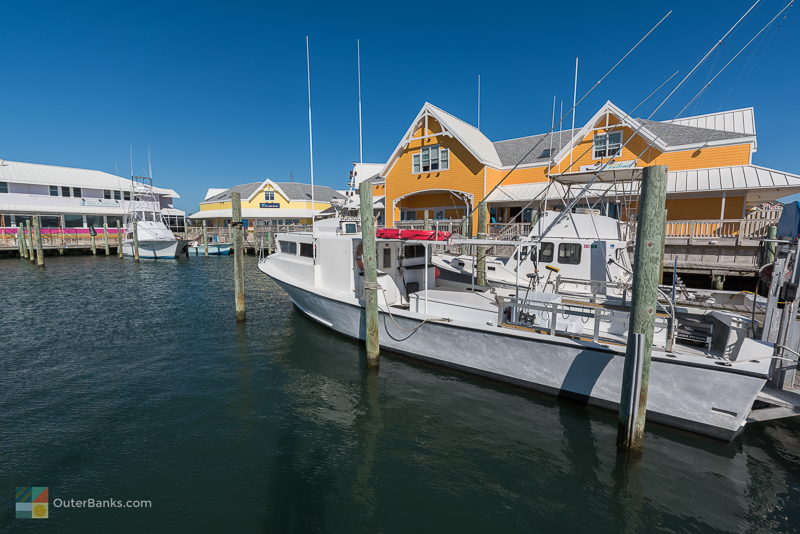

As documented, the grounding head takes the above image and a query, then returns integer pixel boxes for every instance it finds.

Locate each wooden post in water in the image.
[17,225,26,258]
[132,221,140,262]
[116,221,123,257]
[202,220,209,258]
[26,220,35,262]
[617,165,668,451]
[103,223,110,256]
[90,230,97,255]
[34,216,45,267]
[423,210,431,231]
[766,225,777,265]
[231,191,247,322]
[359,181,380,369]
[476,202,488,286]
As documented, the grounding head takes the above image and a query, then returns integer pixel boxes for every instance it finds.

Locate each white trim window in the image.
[264,190,275,201]
[593,131,623,159]
[412,145,449,173]
[0,181,7,194]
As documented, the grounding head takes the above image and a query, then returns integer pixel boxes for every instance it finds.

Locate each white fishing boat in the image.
[434,209,633,299]
[257,216,793,441]
[188,242,232,256]
[122,174,188,259]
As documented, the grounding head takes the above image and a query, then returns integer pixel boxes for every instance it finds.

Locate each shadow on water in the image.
[0,256,798,533]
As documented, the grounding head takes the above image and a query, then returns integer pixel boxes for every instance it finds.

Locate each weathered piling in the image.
[617,165,668,451]
[766,225,777,265]
[116,221,123,257]
[423,210,431,231]
[26,220,35,262]
[103,223,110,256]
[231,192,246,322]
[90,230,97,255]
[17,226,26,258]
[202,220,209,258]
[34,216,45,267]
[132,221,140,262]
[359,181,380,369]
[476,203,488,286]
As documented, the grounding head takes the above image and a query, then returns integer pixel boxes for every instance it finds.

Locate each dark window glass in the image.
[114,190,121,200]
[383,247,391,269]
[64,214,83,227]
[0,182,8,194]
[72,187,82,197]
[106,216,122,228]
[49,185,59,196]
[404,244,426,258]
[558,243,582,265]
[299,243,313,258]
[61,186,71,197]
[123,191,131,201]
[539,242,554,263]
[40,215,61,227]
[279,241,297,254]
[14,214,31,226]
[86,215,103,227]
[104,190,112,199]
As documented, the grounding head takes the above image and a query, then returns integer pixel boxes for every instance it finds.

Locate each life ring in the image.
[356,243,364,271]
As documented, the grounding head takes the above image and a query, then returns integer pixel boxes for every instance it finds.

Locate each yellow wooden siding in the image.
[199,184,330,212]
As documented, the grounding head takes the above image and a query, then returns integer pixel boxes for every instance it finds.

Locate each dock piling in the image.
[617,165,668,451]
[26,220,35,262]
[202,220,209,258]
[103,223,110,256]
[359,181,380,369]
[132,221,140,262]
[18,225,28,259]
[91,232,97,255]
[232,192,247,322]
[476,203,488,286]
[423,210,431,231]
[116,221,123,257]
[34,216,45,267]
[766,225,777,265]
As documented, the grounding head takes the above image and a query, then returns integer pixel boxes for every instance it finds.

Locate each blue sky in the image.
[1,0,797,212]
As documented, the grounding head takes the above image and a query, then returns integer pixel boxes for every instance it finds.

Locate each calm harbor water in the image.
[1,255,799,533]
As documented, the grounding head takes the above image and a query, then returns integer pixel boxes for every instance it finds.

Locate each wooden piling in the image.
[423,210,431,231]
[359,181,380,369]
[617,165,668,451]
[132,221,140,262]
[26,220,35,262]
[34,215,45,267]
[116,221,123,257]
[91,232,97,255]
[103,223,110,256]
[231,192,246,322]
[476,203,488,286]
[766,225,777,265]
[202,220,209,258]
[17,225,26,258]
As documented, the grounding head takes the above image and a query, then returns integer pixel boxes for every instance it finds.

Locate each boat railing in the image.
[496,295,671,347]
[554,276,631,303]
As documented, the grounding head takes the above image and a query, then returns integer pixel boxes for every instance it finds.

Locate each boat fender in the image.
[434,267,441,278]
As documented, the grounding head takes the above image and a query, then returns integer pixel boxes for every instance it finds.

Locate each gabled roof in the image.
[638,119,752,148]
[0,159,180,197]
[201,179,345,204]
[667,107,756,136]
[493,129,581,167]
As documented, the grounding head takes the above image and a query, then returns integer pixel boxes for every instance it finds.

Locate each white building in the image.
[0,159,184,230]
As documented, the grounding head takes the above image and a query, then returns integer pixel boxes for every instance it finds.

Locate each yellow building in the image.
[189,179,344,227]
[378,102,800,233]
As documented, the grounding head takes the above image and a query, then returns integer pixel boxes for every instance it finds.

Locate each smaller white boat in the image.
[188,242,232,255]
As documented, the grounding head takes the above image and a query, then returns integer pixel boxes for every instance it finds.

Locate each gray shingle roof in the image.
[638,119,751,146]
[493,129,581,166]
[203,181,345,204]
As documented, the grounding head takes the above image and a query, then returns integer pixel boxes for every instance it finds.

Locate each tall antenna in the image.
[570,57,578,167]
[129,145,133,178]
[305,35,315,210]
[357,39,364,167]
[147,145,153,179]
[477,74,481,129]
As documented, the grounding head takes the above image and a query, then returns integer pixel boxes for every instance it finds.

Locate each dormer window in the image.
[264,190,275,201]
[593,131,623,159]
[412,145,449,173]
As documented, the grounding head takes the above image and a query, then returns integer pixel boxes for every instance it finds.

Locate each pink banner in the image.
[0,227,126,235]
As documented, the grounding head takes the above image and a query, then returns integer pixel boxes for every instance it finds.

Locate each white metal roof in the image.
[350,163,385,185]
[0,160,180,198]
[204,188,227,200]
[188,208,320,220]
[666,108,756,136]
[486,165,800,203]
[425,103,502,167]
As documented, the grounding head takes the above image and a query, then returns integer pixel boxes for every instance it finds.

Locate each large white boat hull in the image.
[269,274,766,441]
[122,239,188,259]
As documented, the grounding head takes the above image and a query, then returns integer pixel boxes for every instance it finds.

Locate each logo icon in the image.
[16,486,48,519]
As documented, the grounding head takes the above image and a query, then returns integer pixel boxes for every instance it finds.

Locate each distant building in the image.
[0,159,184,231]
[189,179,345,226]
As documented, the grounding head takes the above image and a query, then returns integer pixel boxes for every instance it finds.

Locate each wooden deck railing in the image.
[0,228,127,249]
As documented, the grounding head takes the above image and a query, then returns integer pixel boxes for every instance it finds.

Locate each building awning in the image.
[486,165,800,204]
[188,208,321,220]
[0,199,185,217]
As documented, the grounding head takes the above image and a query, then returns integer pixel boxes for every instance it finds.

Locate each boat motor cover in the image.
[776,201,800,240]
